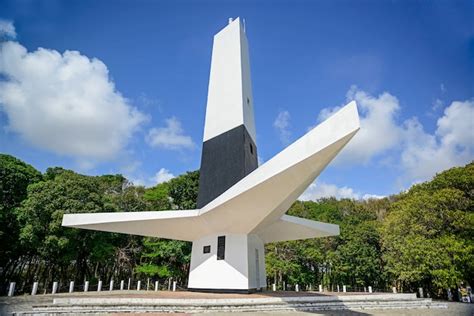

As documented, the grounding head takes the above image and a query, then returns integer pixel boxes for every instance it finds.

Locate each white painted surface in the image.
[203,17,256,143]
[32,282,38,295]
[247,234,266,289]
[52,281,58,294]
[8,282,15,296]
[188,234,249,289]
[257,215,339,243]
[62,102,358,243]
[61,19,361,291]
[188,233,266,290]
[69,281,74,293]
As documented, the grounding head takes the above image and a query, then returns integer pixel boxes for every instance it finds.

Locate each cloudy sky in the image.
[0,0,473,200]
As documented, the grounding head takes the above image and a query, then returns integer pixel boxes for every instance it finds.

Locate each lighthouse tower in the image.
[62,18,360,292]
[197,17,258,209]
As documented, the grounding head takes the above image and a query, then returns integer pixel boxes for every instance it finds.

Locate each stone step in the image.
[13,294,447,315]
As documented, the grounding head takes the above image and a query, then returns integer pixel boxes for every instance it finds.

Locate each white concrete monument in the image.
[62,17,360,292]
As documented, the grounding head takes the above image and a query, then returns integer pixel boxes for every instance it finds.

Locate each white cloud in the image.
[333,86,402,164]
[299,181,385,201]
[362,193,386,200]
[315,86,473,186]
[152,168,175,184]
[0,20,16,39]
[0,41,147,162]
[299,181,384,201]
[273,110,291,144]
[400,100,474,183]
[128,168,175,187]
[146,117,195,150]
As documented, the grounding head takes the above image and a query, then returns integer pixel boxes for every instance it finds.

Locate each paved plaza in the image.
[1,291,472,315]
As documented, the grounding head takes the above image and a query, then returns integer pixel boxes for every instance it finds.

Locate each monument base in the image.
[187,287,264,294]
[188,233,267,291]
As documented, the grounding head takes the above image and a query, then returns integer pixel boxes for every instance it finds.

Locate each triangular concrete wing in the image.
[256,215,340,243]
[199,101,359,234]
[62,210,207,241]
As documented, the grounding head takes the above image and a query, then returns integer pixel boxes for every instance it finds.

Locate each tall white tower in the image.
[191,17,264,291]
[197,18,258,209]
[62,17,360,293]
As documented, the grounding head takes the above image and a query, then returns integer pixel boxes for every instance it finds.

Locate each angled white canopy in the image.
[62,101,359,243]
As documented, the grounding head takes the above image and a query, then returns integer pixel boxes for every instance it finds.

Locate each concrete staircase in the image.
[14,293,447,315]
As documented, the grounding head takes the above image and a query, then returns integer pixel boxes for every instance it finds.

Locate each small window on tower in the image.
[203,245,211,254]
[250,143,253,155]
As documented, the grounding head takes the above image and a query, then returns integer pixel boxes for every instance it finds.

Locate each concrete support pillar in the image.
[69,281,74,293]
[32,282,38,295]
[8,282,15,296]
[155,281,159,291]
[343,285,346,293]
[97,280,102,292]
[109,280,114,291]
[337,285,340,292]
[52,282,58,294]
[319,284,323,292]
[364,286,367,292]
[147,278,150,291]
[272,283,276,291]
[168,278,171,291]
[283,281,286,291]
[392,287,397,293]
[295,284,299,292]
[84,281,89,292]
[120,280,124,290]
[369,286,373,293]
[137,280,141,291]
[127,278,131,290]
[172,281,177,292]
[309,284,312,291]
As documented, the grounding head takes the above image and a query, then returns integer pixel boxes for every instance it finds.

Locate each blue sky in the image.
[0,0,473,200]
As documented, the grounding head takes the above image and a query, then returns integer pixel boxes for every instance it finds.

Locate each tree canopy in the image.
[0,153,472,297]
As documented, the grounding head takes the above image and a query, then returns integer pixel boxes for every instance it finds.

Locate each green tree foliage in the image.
[13,169,131,286]
[167,171,200,209]
[0,154,42,276]
[266,199,386,291]
[0,154,472,298]
[134,171,200,282]
[381,163,474,295]
[144,182,172,211]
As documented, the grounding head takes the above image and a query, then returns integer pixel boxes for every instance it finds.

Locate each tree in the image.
[0,154,42,285]
[14,169,135,287]
[168,171,199,209]
[381,163,474,296]
[135,171,200,283]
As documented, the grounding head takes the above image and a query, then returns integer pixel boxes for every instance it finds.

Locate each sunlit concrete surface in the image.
[1,291,468,316]
[62,17,359,292]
